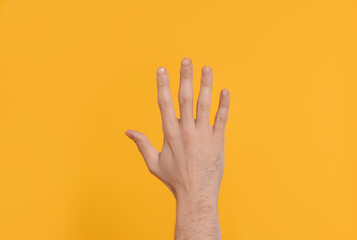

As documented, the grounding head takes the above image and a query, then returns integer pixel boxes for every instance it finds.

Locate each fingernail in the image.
[222,89,229,96]
[157,67,166,75]
[181,57,192,67]
[202,66,212,76]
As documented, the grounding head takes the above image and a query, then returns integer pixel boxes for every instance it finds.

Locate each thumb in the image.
[125,129,159,173]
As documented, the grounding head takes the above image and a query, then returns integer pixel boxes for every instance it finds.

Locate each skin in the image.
[125,57,230,240]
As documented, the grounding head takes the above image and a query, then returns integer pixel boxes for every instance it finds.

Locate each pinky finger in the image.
[213,89,230,135]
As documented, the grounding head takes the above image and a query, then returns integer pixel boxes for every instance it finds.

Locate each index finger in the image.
[156,67,179,135]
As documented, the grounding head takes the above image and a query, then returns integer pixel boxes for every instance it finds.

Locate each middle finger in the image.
[178,57,194,128]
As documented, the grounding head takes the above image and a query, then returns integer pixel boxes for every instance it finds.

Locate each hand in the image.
[125,57,230,203]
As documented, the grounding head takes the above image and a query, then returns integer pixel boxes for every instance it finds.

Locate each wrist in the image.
[175,190,218,209]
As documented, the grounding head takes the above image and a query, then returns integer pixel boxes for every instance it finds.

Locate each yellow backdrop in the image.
[0,0,356,239]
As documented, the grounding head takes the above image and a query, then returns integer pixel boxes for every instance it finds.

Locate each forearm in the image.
[175,194,222,240]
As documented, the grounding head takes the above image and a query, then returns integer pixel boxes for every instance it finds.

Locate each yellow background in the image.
[0,0,356,239]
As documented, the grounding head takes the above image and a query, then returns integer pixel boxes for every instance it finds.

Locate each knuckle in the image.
[178,96,192,105]
[180,73,190,79]
[136,142,145,153]
[158,98,169,109]
[216,114,227,125]
[221,102,230,108]
[197,101,209,112]
[181,129,192,143]
[180,69,192,78]
[200,77,212,86]
[201,80,212,87]
[165,130,176,142]
[157,79,167,88]
[220,99,230,109]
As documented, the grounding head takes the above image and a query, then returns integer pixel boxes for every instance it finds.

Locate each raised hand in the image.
[125,57,230,240]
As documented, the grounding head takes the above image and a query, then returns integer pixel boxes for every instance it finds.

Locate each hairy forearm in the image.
[175,194,222,240]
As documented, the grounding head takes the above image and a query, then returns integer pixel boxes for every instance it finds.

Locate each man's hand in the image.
[125,57,230,240]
